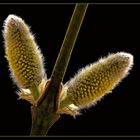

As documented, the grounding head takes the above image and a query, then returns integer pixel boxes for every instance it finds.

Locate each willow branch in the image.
[30,3,88,136]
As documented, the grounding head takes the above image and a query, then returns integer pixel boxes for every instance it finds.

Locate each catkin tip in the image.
[117,52,133,67]
[5,14,21,24]
[3,14,23,33]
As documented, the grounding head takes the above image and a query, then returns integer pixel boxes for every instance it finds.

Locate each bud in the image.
[3,14,46,89]
[59,52,133,116]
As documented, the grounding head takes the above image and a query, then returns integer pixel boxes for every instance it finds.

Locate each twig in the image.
[30,3,88,136]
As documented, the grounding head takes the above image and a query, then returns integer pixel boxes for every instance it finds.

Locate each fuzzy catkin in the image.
[63,52,133,109]
[3,14,46,89]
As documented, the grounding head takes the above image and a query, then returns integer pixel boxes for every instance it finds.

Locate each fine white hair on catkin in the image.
[59,52,133,115]
[3,14,47,89]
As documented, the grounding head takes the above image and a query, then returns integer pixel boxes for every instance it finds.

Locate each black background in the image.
[0,3,139,136]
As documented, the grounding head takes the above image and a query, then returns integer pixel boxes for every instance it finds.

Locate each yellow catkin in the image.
[60,52,133,115]
[3,14,46,89]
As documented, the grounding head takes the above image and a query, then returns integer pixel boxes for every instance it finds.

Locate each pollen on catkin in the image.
[59,52,133,115]
[3,14,46,89]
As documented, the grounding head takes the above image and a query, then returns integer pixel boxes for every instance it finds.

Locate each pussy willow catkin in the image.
[3,15,46,89]
[60,52,133,115]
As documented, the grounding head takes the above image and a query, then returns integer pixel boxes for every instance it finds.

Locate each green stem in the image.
[59,96,73,109]
[30,3,88,136]
[51,3,88,83]
[30,85,40,101]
